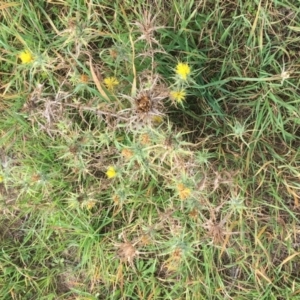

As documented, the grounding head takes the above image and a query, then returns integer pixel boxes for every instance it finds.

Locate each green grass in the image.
[1,0,300,299]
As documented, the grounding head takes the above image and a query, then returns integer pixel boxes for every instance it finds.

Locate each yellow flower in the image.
[175,62,191,80]
[82,200,97,210]
[103,77,119,91]
[0,175,3,183]
[177,183,191,200]
[18,50,34,64]
[106,166,117,178]
[170,90,186,103]
[152,115,163,124]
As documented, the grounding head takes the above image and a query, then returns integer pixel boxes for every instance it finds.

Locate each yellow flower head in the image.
[103,76,119,91]
[175,62,191,80]
[170,90,186,103]
[152,115,163,124]
[82,200,97,210]
[177,183,191,200]
[106,166,117,178]
[18,50,34,64]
